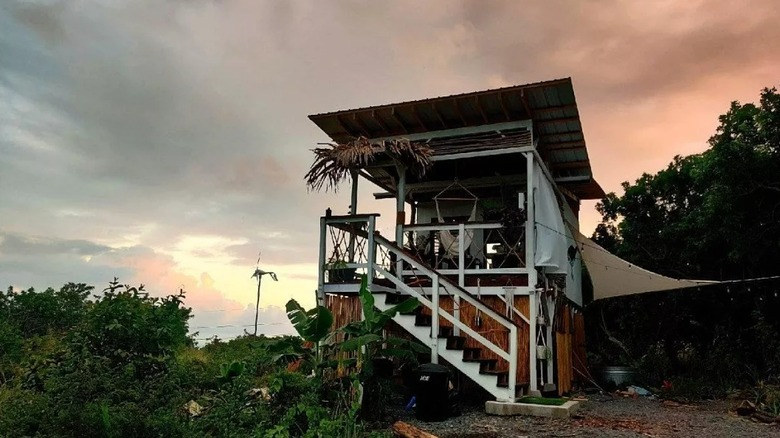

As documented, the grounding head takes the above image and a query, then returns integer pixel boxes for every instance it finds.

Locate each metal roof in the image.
[308,77,604,200]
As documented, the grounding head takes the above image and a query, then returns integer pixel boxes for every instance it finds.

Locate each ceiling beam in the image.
[452,98,468,127]
[497,91,512,122]
[390,108,410,134]
[475,95,489,124]
[430,102,448,128]
[351,113,374,137]
[519,89,533,119]
[410,105,430,131]
[405,174,526,193]
[370,110,391,134]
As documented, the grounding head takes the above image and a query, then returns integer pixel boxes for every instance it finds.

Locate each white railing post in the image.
[367,216,376,285]
[509,325,518,401]
[455,222,465,335]
[431,275,440,364]
[525,151,539,394]
[318,216,327,306]
[546,294,555,384]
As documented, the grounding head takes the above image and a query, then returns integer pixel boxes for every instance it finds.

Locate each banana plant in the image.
[339,275,427,376]
[270,299,335,376]
[217,360,245,384]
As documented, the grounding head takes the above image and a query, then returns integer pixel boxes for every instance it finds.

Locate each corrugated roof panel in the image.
[307,77,604,199]
[542,87,563,107]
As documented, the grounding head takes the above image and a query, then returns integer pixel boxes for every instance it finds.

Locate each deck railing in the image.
[401,221,527,278]
[318,214,388,295]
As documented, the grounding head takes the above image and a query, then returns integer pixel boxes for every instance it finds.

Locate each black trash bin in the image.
[415,363,450,422]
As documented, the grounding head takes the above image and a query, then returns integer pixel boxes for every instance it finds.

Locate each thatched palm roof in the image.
[304,137,433,192]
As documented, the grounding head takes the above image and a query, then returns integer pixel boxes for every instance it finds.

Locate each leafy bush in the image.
[0,278,404,437]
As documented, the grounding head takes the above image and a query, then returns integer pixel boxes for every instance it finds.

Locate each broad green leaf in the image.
[285,299,308,336]
[285,299,333,342]
[358,275,375,329]
[340,322,363,336]
[340,334,382,351]
[306,305,334,342]
[386,297,419,315]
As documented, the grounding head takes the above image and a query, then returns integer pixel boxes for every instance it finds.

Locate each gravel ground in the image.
[395,395,780,437]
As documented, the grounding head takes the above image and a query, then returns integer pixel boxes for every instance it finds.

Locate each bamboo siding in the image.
[556,304,573,394]
[572,310,587,385]
[418,295,531,386]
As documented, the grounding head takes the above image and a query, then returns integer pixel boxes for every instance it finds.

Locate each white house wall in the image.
[533,162,569,276]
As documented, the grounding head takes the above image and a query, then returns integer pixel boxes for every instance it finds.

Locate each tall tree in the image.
[595,87,780,280]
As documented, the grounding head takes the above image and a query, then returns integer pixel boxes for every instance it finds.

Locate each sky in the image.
[1,0,778,340]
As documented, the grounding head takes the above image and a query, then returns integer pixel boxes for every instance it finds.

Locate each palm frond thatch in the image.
[304,137,433,192]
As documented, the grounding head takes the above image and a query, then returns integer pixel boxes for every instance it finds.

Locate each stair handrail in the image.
[374,234,520,331]
[373,233,519,401]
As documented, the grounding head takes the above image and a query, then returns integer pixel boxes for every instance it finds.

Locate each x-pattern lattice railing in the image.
[402,222,527,273]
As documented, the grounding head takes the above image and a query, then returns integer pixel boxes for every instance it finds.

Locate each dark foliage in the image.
[588,87,780,395]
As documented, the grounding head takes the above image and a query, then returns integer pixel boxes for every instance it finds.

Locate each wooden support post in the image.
[395,166,406,277]
[367,215,376,286]
[318,216,327,306]
[348,170,359,262]
[525,152,539,394]
[350,170,359,215]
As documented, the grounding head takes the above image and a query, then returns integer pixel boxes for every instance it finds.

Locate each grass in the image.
[517,396,568,406]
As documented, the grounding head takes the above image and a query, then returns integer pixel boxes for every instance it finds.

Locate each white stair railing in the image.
[371,233,520,402]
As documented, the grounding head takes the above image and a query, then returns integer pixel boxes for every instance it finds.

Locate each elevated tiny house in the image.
[307,78,603,402]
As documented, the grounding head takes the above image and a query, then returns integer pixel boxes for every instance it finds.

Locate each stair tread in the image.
[463,358,497,364]
[497,381,531,388]
[480,369,509,375]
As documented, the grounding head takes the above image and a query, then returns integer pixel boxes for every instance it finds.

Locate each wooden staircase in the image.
[376,287,527,401]
[318,215,528,402]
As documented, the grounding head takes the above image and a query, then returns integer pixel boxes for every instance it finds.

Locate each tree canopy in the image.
[594,86,780,281]
[587,87,780,396]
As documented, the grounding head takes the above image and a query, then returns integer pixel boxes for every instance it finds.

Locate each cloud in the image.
[1,0,778,326]
[0,232,111,256]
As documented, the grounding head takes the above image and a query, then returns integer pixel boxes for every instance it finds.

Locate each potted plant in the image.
[536,345,552,361]
[326,258,357,283]
[480,198,503,222]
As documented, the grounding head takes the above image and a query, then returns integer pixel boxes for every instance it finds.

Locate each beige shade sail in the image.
[571,228,717,301]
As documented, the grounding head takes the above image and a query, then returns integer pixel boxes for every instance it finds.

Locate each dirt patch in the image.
[396,396,780,437]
